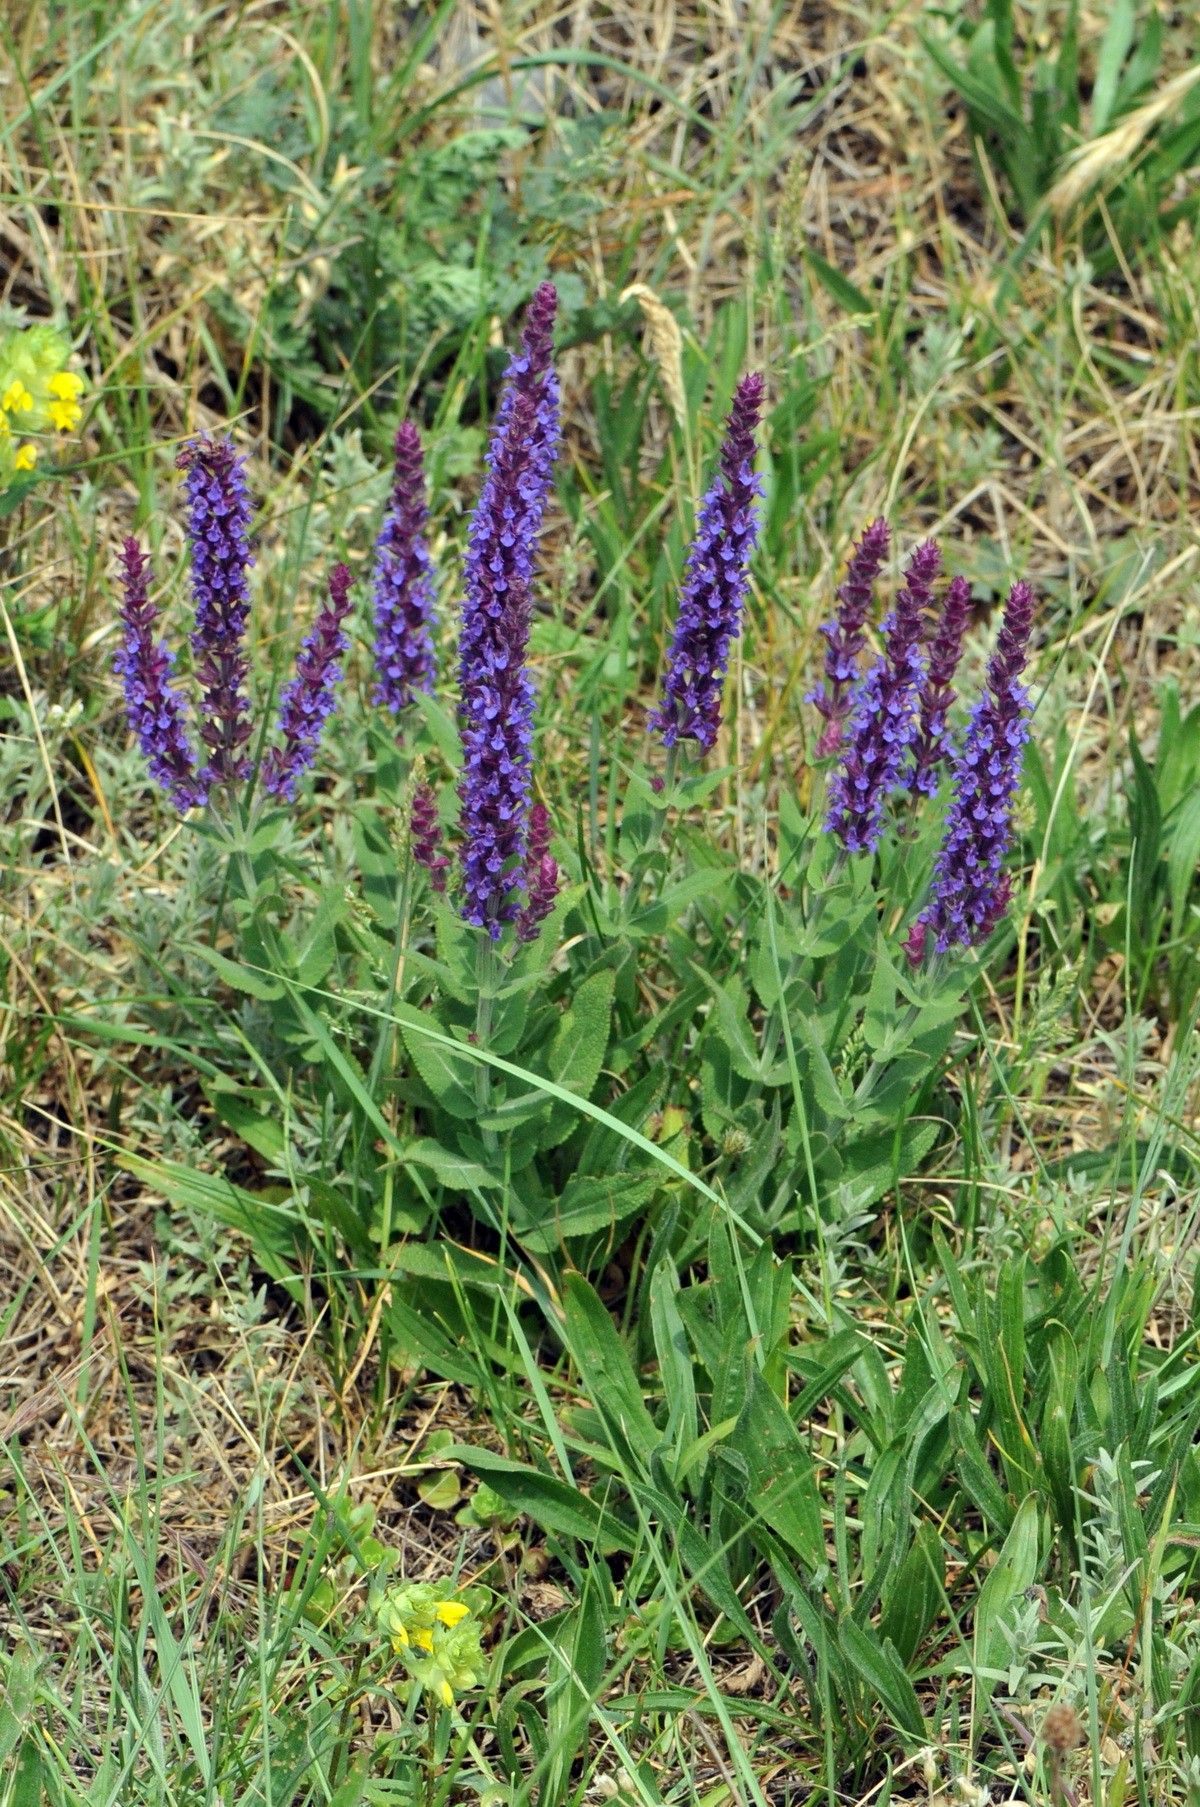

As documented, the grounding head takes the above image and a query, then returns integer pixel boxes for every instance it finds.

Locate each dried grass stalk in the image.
[621,282,687,426]
[1049,64,1200,215]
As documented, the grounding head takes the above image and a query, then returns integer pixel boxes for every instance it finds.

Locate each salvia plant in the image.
[113,281,1041,1327]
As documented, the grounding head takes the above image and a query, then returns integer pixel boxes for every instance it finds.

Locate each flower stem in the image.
[475,933,498,1154]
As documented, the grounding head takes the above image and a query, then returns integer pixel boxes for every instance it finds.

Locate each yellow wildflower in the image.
[370,1580,485,1709]
[14,445,37,470]
[435,1601,470,1628]
[3,382,33,414]
[47,371,84,402]
[49,399,82,433]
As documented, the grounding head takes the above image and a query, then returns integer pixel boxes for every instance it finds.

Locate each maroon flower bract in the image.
[262,564,355,801]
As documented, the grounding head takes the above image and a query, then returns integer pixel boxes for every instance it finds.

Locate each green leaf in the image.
[205,1084,288,1164]
[973,1492,1041,1689]
[731,1368,824,1571]
[185,942,284,1000]
[694,967,767,1083]
[1039,1321,1079,1532]
[949,1408,1013,1531]
[650,1262,699,1476]
[446,1446,635,1551]
[117,1152,311,1274]
[514,1168,657,1252]
[919,28,1029,139]
[1091,0,1134,134]
[541,967,616,1147]
[561,1273,659,1466]
[1167,791,1200,933]
[878,1522,945,1665]
[410,687,463,767]
[0,1647,36,1766]
[11,1735,44,1807]
[804,249,873,316]
[629,867,732,934]
[838,1617,926,1739]
[396,1137,499,1190]
[396,1005,478,1119]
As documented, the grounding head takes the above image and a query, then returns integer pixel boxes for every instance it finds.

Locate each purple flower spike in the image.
[908,574,973,796]
[457,285,561,938]
[516,802,560,940]
[813,517,891,756]
[649,372,765,752]
[114,538,206,810]
[908,578,1036,957]
[410,782,450,892]
[262,564,355,800]
[179,436,255,788]
[371,421,437,714]
[825,539,941,853]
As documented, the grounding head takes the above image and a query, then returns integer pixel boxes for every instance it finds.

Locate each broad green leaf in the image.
[410,687,463,767]
[949,1407,1013,1531]
[562,1273,659,1465]
[838,1617,925,1739]
[514,1168,657,1252]
[185,942,284,1000]
[395,1137,499,1191]
[650,1262,699,1475]
[1039,1321,1079,1532]
[396,1004,478,1119]
[205,1084,287,1164]
[973,1492,1041,1688]
[0,1646,36,1766]
[541,967,616,1147]
[446,1446,635,1551]
[878,1522,945,1665]
[731,1368,824,1570]
[693,966,767,1083]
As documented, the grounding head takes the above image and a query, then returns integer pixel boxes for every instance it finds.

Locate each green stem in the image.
[757,846,848,1076]
[475,933,498,1154]
[850,952,946,1111]
[620,744,679,921]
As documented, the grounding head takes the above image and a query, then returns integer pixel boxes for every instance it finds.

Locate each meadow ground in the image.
[2,2,1200,1804]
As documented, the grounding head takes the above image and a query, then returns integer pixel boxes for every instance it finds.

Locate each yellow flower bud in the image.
[3,382,33,414]
[14,444,37,470]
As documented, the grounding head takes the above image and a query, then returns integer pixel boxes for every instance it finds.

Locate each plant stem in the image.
[475,932,498,1153]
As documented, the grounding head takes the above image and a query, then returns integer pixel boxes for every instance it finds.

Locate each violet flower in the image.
[648,372,765,752]
[904,578,1035,960]
[262,564,355,800]
[457,284,560,938]
[908,574,972,796]
[812,517,891,756]
[371,420,437,714]
[826,540,941,853]
[410,783,449,892]
[179,436,254,788]
[113,537,206,810]
[516,802,559,941]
